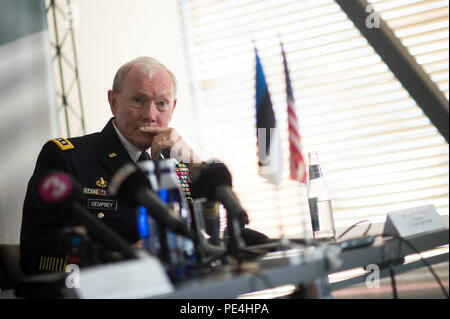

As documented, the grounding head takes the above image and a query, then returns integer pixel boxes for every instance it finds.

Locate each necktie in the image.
[138,151,151,162]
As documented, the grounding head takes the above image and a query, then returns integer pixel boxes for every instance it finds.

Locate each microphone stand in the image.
[225,212,246,267]
[73,202,139,260]
[214,185,247,267]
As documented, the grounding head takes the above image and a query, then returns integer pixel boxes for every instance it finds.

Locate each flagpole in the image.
[279,34,309,244]
[274,184,290,249]
[273,184,283,239]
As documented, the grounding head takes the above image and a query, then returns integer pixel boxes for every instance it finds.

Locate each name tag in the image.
[383,204,446,238]
[76,256,174,299]
[87,198,117,211]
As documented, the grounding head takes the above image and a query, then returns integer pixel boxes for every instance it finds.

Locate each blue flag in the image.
[255,47,283,185]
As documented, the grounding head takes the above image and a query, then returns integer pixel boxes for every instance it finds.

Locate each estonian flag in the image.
[255,47,283,185]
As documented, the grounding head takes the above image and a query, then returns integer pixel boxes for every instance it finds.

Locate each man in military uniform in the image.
[20,56,201,275]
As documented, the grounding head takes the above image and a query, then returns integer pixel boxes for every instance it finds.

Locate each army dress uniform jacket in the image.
[20,118,147,276]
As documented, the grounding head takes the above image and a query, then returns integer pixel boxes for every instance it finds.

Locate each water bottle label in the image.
[137,206,149,238]
[309,165,322,179]
[158,189,169,203]
[308,197,320,231]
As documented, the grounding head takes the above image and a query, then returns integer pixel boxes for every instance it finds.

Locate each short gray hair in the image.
[112,56,177,96]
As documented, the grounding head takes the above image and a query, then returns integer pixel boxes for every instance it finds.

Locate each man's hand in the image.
[139,126,202,173]
[112,240,143,259]
[130,239,143,249]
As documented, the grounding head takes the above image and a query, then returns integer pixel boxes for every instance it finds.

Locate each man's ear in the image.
[169,98,177,122]
[108,90,117,116]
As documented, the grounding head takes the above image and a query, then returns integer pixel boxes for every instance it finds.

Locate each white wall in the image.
[0,0,58,244]
[0,0,197,244]
[67,0,197,147]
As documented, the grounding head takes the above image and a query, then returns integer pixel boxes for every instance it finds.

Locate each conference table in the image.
[148,223,448,299]
[1,220,448,299]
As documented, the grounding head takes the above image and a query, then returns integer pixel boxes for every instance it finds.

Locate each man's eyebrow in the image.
[130,90,148,96]
[157,92,172,99]
[130,91,172,99]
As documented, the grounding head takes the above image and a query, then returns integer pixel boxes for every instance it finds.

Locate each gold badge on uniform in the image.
[96,177,108,188]
[108,153,117,158]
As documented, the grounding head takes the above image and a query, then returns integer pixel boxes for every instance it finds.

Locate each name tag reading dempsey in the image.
[383,204,446,238]
[87,198,117,211]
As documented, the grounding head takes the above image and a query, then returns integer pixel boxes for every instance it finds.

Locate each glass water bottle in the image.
[307,151,336,239]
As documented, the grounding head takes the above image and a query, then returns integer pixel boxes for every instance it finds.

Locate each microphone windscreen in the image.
[240,228,269,246]
[38,172,74,204]
[36,171,81,225]
[108,163,151,206]
[191,161,232,199]
[36,171,139,259]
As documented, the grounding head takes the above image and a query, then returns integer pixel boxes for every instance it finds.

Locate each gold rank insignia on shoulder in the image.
[96,177,108,188]
[108,152,117,158]
[50,137,74,151]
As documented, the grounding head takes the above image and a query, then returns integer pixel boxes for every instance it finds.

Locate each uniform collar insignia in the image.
[96,118,134,175]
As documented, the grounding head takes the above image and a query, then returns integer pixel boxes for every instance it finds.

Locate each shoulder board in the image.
[49,137,74,151]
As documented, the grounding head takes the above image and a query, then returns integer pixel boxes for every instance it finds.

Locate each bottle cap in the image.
[137,160,155,173]
[158,159,176,170]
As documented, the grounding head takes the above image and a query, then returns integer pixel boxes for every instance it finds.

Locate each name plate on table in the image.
[76,256,174,299]
[383,204,446,238]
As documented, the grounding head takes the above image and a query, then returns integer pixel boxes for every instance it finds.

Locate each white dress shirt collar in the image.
[112,119,150,163]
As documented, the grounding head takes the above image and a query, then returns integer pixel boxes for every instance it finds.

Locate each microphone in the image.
[107,163,193,239]
[37,171,138,260]
[240,228,269,246]
[190,161,249,227]
[190,161,250,261]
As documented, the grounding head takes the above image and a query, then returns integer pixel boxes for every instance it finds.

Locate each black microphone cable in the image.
[338,221,447,299]
[389,263,398,299]
[394,234,448,299]
[375,233,449,299]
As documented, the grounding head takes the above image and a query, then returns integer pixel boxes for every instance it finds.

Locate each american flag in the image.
[281,41,307,183]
